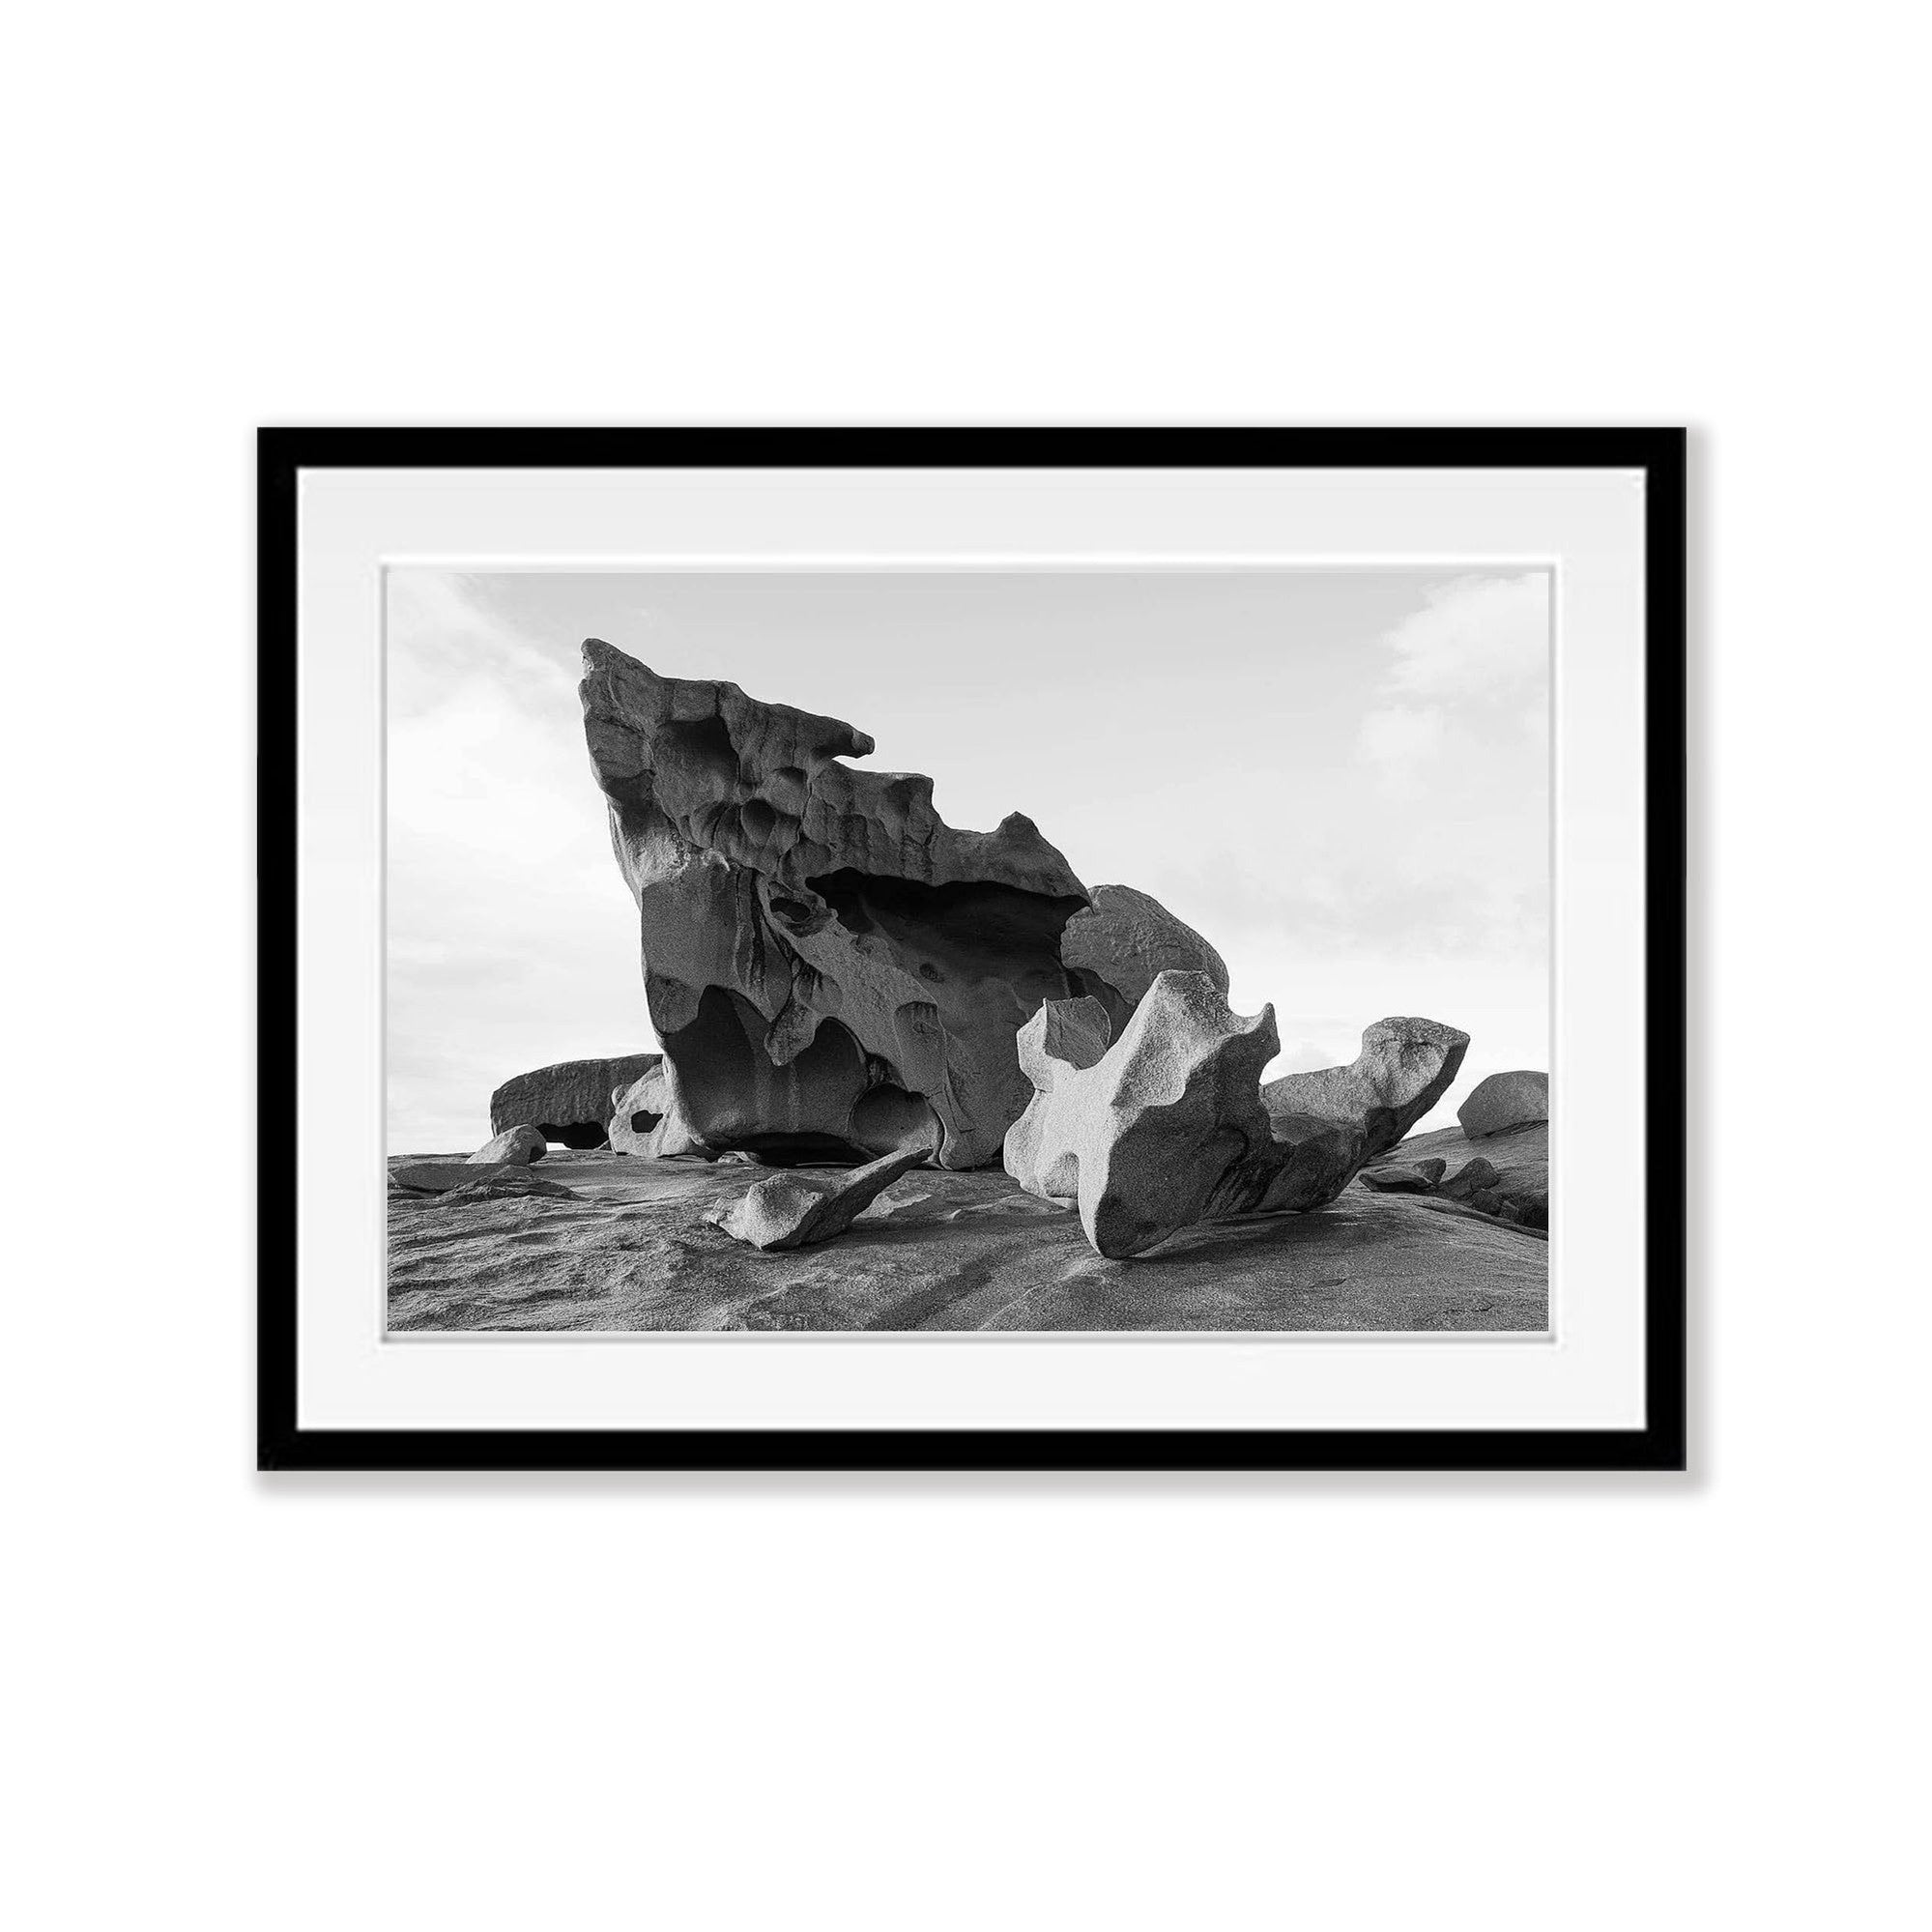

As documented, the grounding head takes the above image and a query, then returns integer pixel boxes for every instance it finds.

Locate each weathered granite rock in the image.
[393,1160,533,1195]
[1003,972,1469,1258]
[1263,1019,1471,1161]
[1377,1118,1548,1230]
[436,1168,582,1204]
[583,640,1221,1171]
[469,1124,547,1166]
[388,1150,1548,1334]
[1061,882,1229,1035]
[704,1143,933,1252]
[1456,1069,1548,1139]
[606,1062,703,1158]
[1438,1156,1503,1201]
[1360,1163,1439,1194]
[489,1054,661,1148]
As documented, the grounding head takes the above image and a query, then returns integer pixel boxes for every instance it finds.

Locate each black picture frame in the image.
[259,427,1687,1474]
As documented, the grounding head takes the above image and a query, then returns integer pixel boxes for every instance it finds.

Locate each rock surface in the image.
[703,1144,932,1252]
[1003,972,1469,1258]
[1439,1156,1502,1200]
[392,1161,505,1194]
[469,1124,547,1166]
[1456,1069,1549,1139]
[1262,1018,1472,1169]
[1359,1164,1439,1194]
[1368,1118,1549,1229]
[393,1160,539,1195]
[489,1054,661,1147]
[1060,882,1229,1035]
[434,1168,581,1204]
[388,1149,1546,1333]
[580,641,1227,1170]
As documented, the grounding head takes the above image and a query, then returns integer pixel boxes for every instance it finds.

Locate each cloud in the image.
[386,573,653,1150]
[1358,572,1549,795]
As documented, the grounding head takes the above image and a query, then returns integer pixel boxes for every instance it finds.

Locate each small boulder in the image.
[1438,1157,1502,1201]
[1457,1070,1548,1139]
[705,1144,932,1252]
[468,1123,547,1166]
[1359,1164,1439,1194]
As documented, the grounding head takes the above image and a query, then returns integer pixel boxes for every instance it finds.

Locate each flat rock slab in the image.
[392,1160,526,1194]
[1359,1164,1439,1194]
[387,1150,1546,1334]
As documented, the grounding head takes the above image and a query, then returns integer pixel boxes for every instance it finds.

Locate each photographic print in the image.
[264,428,1684,1469]
[386,567,1553,1334]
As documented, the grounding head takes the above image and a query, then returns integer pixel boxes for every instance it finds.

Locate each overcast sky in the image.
[387,568,1549,1152]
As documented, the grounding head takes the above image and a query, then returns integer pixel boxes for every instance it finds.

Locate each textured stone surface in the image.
[1360,1164,1439,1194]
[488,1054,660,1147]
[434,1168,581,1205]
[1457,1069,1549,1139]
[606,1062,701,1158]
[1003,972,1469,1258]
[1439,1156,1502,1200]
[703,1144,932,1252]
[387,1149,1545,1332]
[1375,1119,1548,1230]
[1060,882,1229,1034]
[1263,1019,1472,1164]
[469,1124,547,1166]
[581,640,1220,1172]
[392,1160,528,1194]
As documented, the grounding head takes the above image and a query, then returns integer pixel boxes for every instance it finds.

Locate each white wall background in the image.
[5,6,1926,1930]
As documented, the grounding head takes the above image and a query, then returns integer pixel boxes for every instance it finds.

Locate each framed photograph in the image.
[260,427,1685,1472]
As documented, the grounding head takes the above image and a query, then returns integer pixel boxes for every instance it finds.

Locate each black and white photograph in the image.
[386,567,1554,1334]
[19,14,1931,1931]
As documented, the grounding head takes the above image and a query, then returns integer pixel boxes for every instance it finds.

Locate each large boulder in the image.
[1003,971,1468,1258]
[489,1054,660,1148]
[1060,882,1228,1035]
[469,1124,546,1165]
[1456,1069,1548,1139]
[579,640,1224,1169]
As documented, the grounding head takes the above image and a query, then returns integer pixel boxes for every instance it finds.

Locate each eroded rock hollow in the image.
[580,641,1224,1169]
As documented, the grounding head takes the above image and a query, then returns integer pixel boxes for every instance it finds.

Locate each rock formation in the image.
[469,1124,547,1166]
[489,1054,661,1148]
[1060,882,1229,1036]
[606,1062,698,1157]
[1456,1069,1549,1139]
[1362,1115,1548,1229]
[579,640,1224,1169]
[704,1143,933,1252]
[1004,971,1468,1258]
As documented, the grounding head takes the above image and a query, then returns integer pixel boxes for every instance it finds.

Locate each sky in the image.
[387,568,1549,1152]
